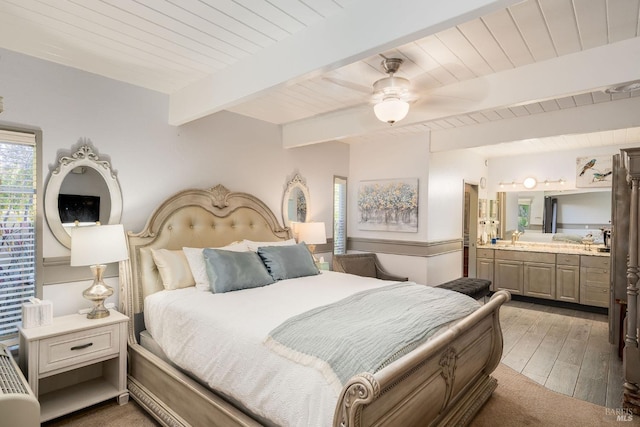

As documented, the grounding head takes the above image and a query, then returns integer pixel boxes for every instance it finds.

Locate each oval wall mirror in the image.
[282,173,310,227]
[44,144,123,248]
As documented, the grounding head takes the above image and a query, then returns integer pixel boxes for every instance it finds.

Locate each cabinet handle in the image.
[70,342,93,351]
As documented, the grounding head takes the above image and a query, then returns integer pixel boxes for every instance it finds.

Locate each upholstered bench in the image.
[436,277,491,300]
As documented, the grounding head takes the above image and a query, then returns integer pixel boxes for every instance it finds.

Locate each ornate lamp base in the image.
[83,264,114,319]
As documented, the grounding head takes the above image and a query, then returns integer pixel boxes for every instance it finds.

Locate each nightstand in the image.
[18,310,129,422]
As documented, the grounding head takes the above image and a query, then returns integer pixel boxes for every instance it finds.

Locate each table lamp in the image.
[296,222,327,261]
[70,224,128,319]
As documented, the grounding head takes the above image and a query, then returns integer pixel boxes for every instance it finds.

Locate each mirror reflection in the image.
[282,173,310,227]
[500,190,611,243]
[44,144,122,249]
[58,167,111,226]
[287,187,307,223]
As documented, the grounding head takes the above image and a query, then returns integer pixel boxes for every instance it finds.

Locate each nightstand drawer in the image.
[39,324,120,374]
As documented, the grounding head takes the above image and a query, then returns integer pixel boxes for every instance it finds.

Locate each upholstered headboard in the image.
[119,185,291,336]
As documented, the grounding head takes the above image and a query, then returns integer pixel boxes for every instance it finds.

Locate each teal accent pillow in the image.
[257,242,320,281]
[203,248,274,293]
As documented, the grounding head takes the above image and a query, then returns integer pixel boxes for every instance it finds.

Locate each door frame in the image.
[464,181,479,278]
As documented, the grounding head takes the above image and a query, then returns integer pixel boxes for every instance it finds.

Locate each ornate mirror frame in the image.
[44,144,123,249]
[282,173,310,227]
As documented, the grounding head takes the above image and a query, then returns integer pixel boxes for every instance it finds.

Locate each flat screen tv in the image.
[58,194,100,224]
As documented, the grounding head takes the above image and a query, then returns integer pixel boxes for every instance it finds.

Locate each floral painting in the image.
[576,155,613,188]
[357,178,418,232]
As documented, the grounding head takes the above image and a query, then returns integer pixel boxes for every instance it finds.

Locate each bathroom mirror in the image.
[44,144,123,248]
[499,189,611,238]
[282,173,310,227]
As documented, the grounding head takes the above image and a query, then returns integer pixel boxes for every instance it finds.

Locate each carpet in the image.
[471,363,638,426]
[43,363,638,426]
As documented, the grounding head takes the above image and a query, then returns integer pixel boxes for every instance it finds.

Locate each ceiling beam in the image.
[168,0,520,126]
[282,36,640,148]
[431,96,640,152]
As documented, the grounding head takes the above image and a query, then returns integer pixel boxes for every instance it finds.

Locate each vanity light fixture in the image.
[523,177,537,189]
[498,177,565,189]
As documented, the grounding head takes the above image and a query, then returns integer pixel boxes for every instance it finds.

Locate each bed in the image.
[119,185,511,427]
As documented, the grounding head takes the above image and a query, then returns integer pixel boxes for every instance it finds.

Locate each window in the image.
[517,198,532,232]
[333,176,347,255]
[0,129,41,341]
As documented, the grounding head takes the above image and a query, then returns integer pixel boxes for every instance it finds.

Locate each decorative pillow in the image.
[150,248,195,290]
[257,242,320,281]
[203,248,274,293]
[244,238,296,252]
[183,241,249,291]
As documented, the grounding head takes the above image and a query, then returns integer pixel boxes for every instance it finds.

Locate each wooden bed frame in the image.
[119,185,511,427]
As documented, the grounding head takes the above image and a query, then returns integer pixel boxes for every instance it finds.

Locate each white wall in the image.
[426,150,489,242]
[347,134,489,286]
[0,48,349,316]
[348,133,430,241]
[426,149,488,284]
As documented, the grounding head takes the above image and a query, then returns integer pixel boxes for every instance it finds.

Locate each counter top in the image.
[478,241,610,257]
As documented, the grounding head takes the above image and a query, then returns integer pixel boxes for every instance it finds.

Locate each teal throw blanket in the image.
[264,282,479,393]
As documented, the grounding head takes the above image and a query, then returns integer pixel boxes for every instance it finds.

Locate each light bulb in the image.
[374,98,409,124]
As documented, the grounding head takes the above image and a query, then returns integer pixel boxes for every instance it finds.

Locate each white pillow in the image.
[150,248,195,290]
[244,238,296,252]
[183,241,249,291]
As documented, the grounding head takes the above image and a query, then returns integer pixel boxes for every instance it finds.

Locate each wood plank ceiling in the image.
[0,0,639,156]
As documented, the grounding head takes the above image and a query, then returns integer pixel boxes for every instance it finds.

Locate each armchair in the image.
[332,253,408,282]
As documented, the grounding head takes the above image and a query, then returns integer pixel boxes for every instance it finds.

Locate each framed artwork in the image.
[576,155,613,188]
[357,178,418,232]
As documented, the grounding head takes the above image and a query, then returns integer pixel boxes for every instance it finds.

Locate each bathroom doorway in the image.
[463,182,478,277]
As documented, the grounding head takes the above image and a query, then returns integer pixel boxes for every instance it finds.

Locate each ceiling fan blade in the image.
[322,77,371,94]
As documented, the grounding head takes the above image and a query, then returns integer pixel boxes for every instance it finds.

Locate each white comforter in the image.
[144,271,468,426]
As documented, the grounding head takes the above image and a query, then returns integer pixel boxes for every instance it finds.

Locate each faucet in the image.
[511,231,523,245]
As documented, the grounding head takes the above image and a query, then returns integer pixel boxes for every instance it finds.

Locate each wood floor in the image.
[499,297,624,409]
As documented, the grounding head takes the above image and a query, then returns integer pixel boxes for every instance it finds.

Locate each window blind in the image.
[0,130,36,340]
[333,177,347,255]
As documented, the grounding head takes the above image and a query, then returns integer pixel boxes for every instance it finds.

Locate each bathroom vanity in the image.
[477,242,610,308]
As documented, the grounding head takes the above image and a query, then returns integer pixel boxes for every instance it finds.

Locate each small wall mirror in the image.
[282,173,310,227]
[44,144,123,248]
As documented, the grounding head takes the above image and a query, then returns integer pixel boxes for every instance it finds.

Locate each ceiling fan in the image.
[323,54,488,126]
[370,57,416,124]
[323,55,418,125]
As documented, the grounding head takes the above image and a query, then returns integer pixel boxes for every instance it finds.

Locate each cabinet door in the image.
[477,259,494,289]
[494,260,523,294]
[524,262,556,299]
[580,266,610,307]
[556,264,580,302]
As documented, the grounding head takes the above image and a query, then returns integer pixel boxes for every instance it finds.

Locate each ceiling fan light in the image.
[374,98,409,125]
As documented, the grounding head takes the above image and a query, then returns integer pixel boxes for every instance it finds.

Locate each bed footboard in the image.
[334,290,510,427]
[127,343,263,427]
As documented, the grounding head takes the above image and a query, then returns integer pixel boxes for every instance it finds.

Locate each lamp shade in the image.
[70,224,129,266]
[374,98,409,124]
[296,222,327,245]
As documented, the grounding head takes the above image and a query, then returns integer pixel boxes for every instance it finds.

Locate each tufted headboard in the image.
[119,185,291,337]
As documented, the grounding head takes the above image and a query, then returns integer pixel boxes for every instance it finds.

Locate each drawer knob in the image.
[70,342,93,351]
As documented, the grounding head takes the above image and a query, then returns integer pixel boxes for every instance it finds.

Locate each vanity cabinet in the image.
[477,248,609,307]
[580,255,610,308]
[523,252,556,300]
[556,254,580,303]
[494,250,524,295]
[476,248,494,288]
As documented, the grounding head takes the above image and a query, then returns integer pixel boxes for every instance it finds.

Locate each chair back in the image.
[334,254,378,278]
